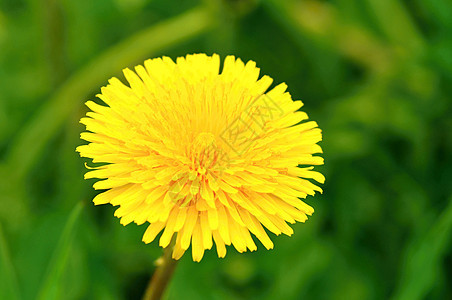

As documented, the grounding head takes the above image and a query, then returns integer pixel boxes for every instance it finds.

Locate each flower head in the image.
[77,53,324,261]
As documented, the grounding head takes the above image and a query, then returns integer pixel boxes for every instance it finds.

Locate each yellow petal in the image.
[207,208,219,230]
[180,207,198,250]
[200,212,213,250]
[172,232,186,260]
[159,207,179,247]
[191,220,205,262]
[142,222,165,244]
[217,205,231,245]
[212,230,226,258]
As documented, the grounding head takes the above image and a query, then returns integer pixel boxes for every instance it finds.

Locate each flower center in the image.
[190,132,219,171]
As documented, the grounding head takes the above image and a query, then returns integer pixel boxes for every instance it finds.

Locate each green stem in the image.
[142,243,179,300]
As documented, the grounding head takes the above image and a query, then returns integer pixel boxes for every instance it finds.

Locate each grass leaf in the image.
[0,223,21,300]
[36,202,84,300]
[392,196,452,300]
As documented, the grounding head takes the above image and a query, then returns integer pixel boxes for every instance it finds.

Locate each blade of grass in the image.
[267,241,332,299]
[41,0,68,86]
[36,202,84,300]
[0,223,21,300]
[262,0,396,75]
[392,195,452,300]
[364,0,425,55]
[413,0,452,30]
[5,6,214,182]
[261,0,342,93]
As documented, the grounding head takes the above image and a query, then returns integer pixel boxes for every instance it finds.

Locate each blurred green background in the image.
[1,0,452,299]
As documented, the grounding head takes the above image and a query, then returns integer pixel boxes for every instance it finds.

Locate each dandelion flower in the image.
[77,53,324,262]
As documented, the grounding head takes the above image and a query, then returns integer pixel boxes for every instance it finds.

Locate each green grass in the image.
[1,0,451,299]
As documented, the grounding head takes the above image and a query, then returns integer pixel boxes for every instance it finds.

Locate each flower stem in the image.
[142,242,179,300]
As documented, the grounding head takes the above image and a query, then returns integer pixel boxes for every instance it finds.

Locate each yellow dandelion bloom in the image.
[77,53,324,262]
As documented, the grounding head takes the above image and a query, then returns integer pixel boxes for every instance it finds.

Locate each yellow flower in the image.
[77,53,324,262]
